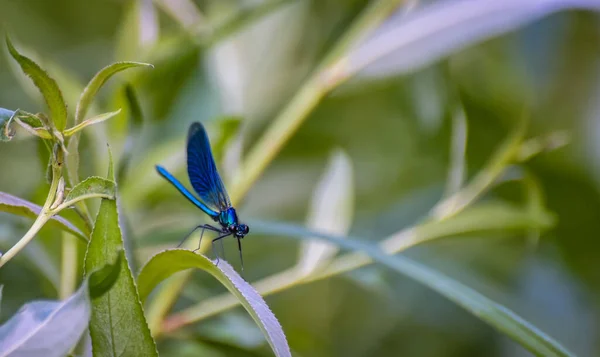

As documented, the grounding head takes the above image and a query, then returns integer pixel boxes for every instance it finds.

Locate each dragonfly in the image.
[156,122,249,270]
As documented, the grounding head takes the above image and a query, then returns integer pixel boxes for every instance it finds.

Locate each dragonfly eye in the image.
[236,224,249,237]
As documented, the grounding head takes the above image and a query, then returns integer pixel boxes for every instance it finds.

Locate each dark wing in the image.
[187,122,232,211]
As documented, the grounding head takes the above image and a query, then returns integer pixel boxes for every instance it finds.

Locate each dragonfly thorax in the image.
[218,207,249,238]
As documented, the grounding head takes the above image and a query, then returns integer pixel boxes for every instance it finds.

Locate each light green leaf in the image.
[50,177,116,213]
[6,36,68,131]
[137,249,291,357]
[253,221,575,357]
[0,192,87,241]
[83,159,157,356]
[64,109,122,137]
[0,258,121,357]
[297,149,354,276]
[75,62,152,125]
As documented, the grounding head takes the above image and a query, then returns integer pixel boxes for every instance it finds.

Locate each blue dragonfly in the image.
[156,122,249,269]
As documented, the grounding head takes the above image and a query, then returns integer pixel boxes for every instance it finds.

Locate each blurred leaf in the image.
[0,192,86,241]
[297,149,354,276]
[343,0,600,79]
[0,108,16,141]
[83,156,157,356]
[0,258,122,357]
[115,0,159,61]
[254,222,575,357]
[212,116,242,164]
[5,36,67,131]
[432,115,528,219]
[116,85,144,183]
[137,249,291,357]
[75,62,152,125]
[124,84,144,127]
[64,110,122,137]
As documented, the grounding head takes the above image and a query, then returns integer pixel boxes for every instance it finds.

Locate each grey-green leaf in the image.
[0,258,121,357]
[137,249,291,357]
[6,36,68,131]
[84,182,157,355]
[75,62,152,125]
[254,221,575,357]
[0,192,87,241]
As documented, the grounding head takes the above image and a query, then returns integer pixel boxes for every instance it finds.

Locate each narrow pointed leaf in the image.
[6,37,68,131]
[83,159,157,356]
[64,110,122,137]
[75,62,152,125]
[137,250,291,357]
[0,258,121,357]
[0,192,87,241]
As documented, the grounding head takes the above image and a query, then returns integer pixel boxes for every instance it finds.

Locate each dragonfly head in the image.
[233,223,249,238]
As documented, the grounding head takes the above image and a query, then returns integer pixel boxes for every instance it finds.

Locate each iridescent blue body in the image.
[156,122,249,268]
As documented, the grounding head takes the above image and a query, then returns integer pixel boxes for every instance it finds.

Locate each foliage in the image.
[1,0,600,356]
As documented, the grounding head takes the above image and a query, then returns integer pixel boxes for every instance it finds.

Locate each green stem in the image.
[59,232,78,299]
[0,161,61,268]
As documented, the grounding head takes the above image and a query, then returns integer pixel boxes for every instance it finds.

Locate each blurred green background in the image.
[1,0,600,356]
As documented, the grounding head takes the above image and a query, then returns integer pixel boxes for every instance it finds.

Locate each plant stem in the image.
[0,182,60,268]
[0,211,53,268]
[60,232,78,299]
[0,146,62,268]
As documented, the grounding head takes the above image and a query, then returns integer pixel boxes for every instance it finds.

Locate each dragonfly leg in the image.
[192,224,221,252]
[212,233,231,265]
[237,238,244,274]
[179,224,219,250]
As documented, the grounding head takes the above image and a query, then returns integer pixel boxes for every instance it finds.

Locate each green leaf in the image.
[50,176,116,213]
[83,161,157,356]
[63,109,122,137]
[137,249,291,357]
[253,221,576,357]
[0,191,87,241]
[75,62,152,125]
[0,108,16,141]
[6,36,68,131]
[88,252,123,299]
[0,258,121,357]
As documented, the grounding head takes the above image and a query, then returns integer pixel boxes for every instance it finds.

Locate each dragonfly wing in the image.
[187,122,232,211]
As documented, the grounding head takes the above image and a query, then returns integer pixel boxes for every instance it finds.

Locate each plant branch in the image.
[0,149,62,268]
